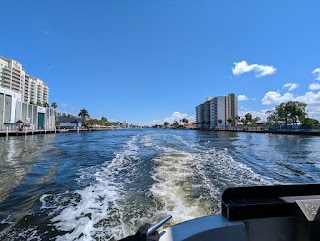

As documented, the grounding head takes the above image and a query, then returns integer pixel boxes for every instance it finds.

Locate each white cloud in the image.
[163,112,195,123]
[262,91,294,105]
[232,61,277,77]
[238,95,248,101]
[312,68,320,80]
[149,112,195,125]
[283,83,298,91]
[294,91,320,106]
[306,106,320,120]
[261,90,320,120]
[309,83,320,91]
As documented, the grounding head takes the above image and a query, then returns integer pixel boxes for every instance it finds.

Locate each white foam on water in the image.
[0,215,14,224]
[141,135,153,147]
[149,134,277,224]
[18,228,42,241]
[40,135,142,240]
[150,151,210,224]
[172,134,197,149]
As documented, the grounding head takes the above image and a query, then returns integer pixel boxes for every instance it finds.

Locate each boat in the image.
[158,184,320,241]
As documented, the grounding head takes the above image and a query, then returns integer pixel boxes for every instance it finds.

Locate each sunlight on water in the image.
[1,130,320,240]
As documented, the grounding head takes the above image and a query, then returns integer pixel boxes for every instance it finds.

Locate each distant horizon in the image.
[1,1,319,125]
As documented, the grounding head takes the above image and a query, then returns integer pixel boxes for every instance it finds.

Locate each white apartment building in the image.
[0,56,49,105]
[25,74,49,105]
[0,56,53,130]
[196,93,238,129]
[0,57,26,99]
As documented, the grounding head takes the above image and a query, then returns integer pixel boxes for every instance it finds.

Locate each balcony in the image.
[12,87,20,93]
[12,76,20,82]
[3,82,10,88]
[12,68,21,73]
[12,84,20,89]
[2,71,10,77]
[12,71,20,76]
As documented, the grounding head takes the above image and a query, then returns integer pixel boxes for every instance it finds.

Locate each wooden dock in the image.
[0,129,60,137]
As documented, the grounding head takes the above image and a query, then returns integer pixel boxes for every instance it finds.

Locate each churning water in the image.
[0,129,320,240]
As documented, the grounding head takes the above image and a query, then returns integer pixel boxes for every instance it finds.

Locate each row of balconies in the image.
[2,81,10,87]
[12,71,20,77]
[2,75,10,80]
[2,67,10,72]
[2,71,10,76]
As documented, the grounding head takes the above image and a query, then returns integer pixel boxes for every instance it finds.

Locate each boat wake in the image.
[38,132,277,240]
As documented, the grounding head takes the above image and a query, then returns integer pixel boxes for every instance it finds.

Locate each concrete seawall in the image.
[214,128,320,136]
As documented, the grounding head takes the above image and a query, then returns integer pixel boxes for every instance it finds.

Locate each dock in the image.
[0,127,115,137]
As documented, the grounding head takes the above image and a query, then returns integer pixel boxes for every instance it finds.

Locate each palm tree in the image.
[51,102,58,109]
[227,117,233,125]
[181,118,189,124]
[43,102,49,108]
[163,122,169,128]
[101,116,107,122]
[172,121,179,128]
[218,119,223,126]
[78,108,89,121]
[245,113,253,125]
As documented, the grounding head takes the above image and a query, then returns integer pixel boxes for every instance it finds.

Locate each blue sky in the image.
[1,0,320,125]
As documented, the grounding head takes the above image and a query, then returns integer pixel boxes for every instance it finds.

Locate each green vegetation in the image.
[266,101,307,126]
[83,117,113,128]
[78,108,90,120]
[180,118,189,124]
[152,120,188,128]
[43,102,49,108]
[240,101,319,129]
[300,118,319,127]
[240,113,261,126]
[51,102,58,109]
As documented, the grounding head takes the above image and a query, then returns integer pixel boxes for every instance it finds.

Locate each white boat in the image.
[159,184,320,241]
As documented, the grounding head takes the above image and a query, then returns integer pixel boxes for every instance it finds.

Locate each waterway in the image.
[0,129,320,240]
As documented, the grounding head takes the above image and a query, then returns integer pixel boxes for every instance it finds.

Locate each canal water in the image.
[0,129,320,240]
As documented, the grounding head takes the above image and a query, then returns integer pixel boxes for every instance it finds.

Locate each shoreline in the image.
[213,128,320,136]
[0,128,112,137]
[1,127,320,137]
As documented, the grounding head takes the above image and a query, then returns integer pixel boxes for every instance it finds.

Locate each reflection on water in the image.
[0,130,320,240]
[0,135,55,201]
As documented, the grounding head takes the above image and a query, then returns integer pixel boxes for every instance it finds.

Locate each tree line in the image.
[152,118,189,128]
[243,101,319,127]
[77,108,113,127]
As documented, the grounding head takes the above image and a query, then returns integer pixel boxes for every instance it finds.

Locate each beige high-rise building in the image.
[0,56,49,105]
[24,74,49,105]
[196,93,238,129]
[0,57,26,98]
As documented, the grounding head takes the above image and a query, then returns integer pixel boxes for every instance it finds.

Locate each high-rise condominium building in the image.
[0,56,49,105]
[25,74,49,105]
[196,93,238,129]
